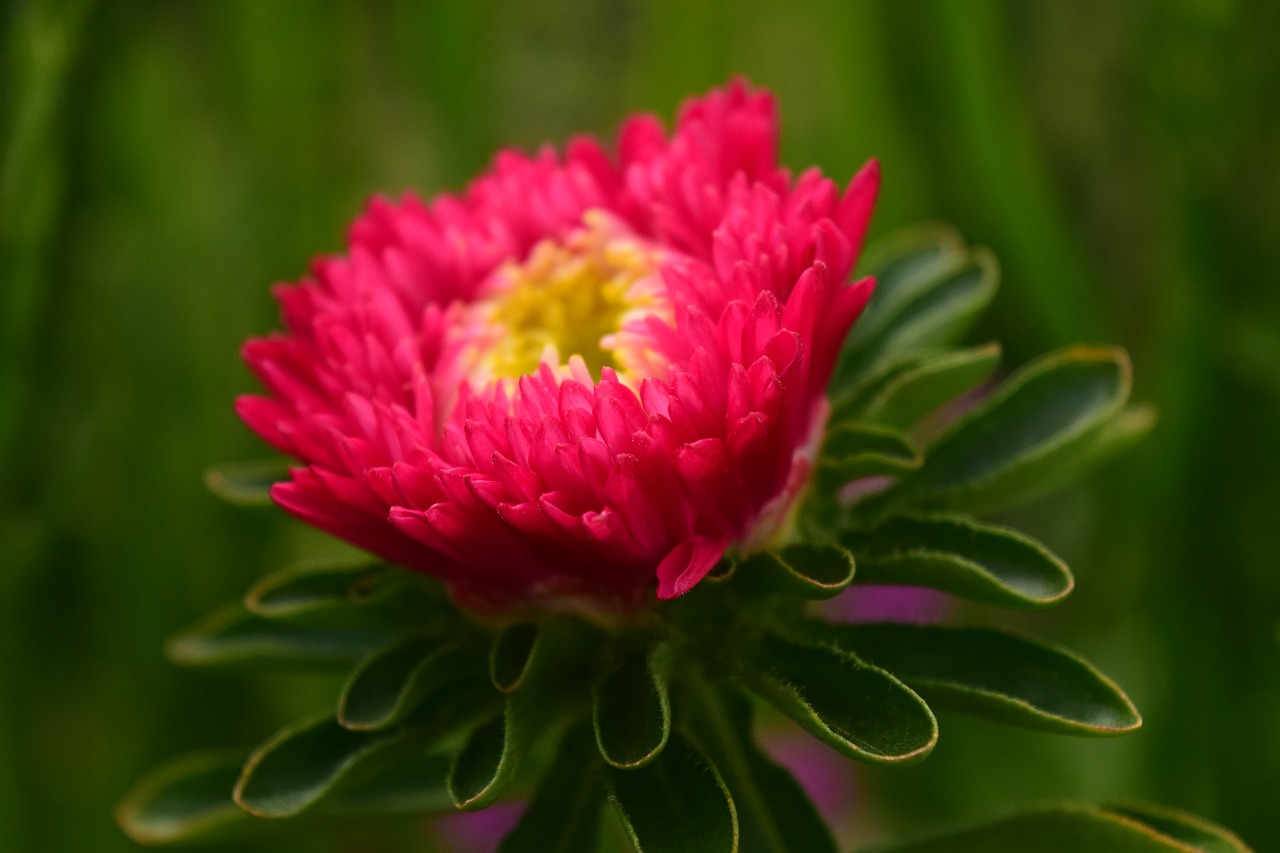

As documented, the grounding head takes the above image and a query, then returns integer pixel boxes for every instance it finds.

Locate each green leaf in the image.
[236,687,495,818]
[686,680,837,853]
[338,637,478,731]
[497,724,607,853]
[1095,403,1158,457]
[320,754,454,817]
[1014,402,1157,500]
[868,346,1131,515]
[447,689,556,810]
[203,458,291,506]
[818,422,922,483]
[1104,802,1253,853]
[490,617,606,693]
[803,423,920,534]
[843,514,1073,609]
[246,559,451,632]
[236,714,402,818]
[827,623,1141,736]
[245,559,388,618]
[736,543,856,600]
[593,643,672,769]
[841,225,967,368]
[836,227,998,386]
[738,634,936,765]
[831,349,936,424]
[117,750,461,845]
[165,603,399,671]
[447,710,509,811]
[607,733,739,853]
[861,343,1002,430]
[451,618,600,809]
[861,803,1239,852]
[490,622,541,692]
[116,749,254,846]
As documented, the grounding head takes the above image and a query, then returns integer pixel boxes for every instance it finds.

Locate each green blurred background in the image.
[3,1,1278,850]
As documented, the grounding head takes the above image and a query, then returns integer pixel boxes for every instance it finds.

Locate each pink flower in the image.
[237,80,878,613]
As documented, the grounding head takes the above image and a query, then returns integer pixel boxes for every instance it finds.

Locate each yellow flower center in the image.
[474,211,669,383]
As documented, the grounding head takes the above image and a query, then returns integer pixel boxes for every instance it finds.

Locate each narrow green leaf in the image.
[818,422,922,482]
[451,618,600,809]
[165,603,398,671]
[117,750,461,845]
[338,637,478,731]
[447,689,556,810]
[843,514,1073,609]
[116,749,253,846]
[593,643,672,769]
[737,543,855,600]
[1095,403,1157,455]
[837,232,998,385]
[804,423,920,534]
[831,349,936,423]
[203,458,291,506]
[448,710,509,810]
[236,686,496,818]
[497,725,607,853]
[607,734,739,853]
[827,623,1141,736]
[245,559,386,618]
[870,248,997,356]
[869,346,1131,515]
[1013,402,1157,500]
[686,680,837,853]
[1105,802,1253,853]
[840,224,968,363]
[246,559,451,632]
[862,343,1002,430]
[861,803,1221,852]
[490,623,540,692]
[490,617,606,694]
[739,634,936,765]
[235,714,407,818]
[321,754,454,817]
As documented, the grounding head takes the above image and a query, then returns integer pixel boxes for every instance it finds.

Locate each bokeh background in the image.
[3,1,1278,850]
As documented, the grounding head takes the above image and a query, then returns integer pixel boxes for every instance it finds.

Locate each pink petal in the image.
[656,536,729,600]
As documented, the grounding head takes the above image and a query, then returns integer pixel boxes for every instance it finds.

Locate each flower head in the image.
[238,80,879,613]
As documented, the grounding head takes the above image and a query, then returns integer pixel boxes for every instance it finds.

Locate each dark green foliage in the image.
[606,735,738,853]
[843,514,1073,608]
[858,343,1002,430]
[736,633,938,765]
[860,346,1135,516]
[592,643,672,770]
[685,681,839,853]
[164,603,398,671]
[490,623,541,692]
[733,543,856,599]
[497,726,607,853]
[116,750,256,845]
[236,687,494,819]
[860,803,1251,852]
[826,624,1141,735]
[338,638,477,730]
[118,750,457,845]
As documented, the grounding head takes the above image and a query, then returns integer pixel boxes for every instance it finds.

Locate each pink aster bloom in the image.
[237,80,878,613]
